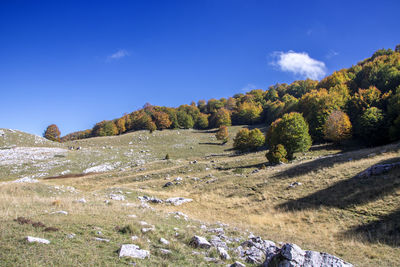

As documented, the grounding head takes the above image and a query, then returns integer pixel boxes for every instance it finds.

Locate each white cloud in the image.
[241,83,258,92]
[326,49,339,59]
[271,50,327,80]
[107,49,129,61]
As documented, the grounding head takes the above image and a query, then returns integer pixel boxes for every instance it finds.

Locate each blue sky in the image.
[1,0,399,136]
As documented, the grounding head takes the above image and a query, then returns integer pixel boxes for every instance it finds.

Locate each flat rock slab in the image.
[119,244,150,259]
[26,236,50,244]
[166,197,193,206]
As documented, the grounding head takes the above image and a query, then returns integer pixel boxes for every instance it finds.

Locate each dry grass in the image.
[1,127,399,266]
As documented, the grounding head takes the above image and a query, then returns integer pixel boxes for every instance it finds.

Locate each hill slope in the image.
[0,127,399,266]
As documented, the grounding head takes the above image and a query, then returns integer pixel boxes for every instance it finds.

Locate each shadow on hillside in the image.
[277,157,400,211]
[198,142,224,146]
[272,144,400,180]
[342,208,400,247]
[216,162,266,171]
[193,129,218,134]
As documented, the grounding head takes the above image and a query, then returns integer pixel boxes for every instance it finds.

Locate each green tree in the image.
[266,144,287,164]
[358,107,387,145]
[210,108,231,128]
[177,111,194,129]
[195,113,209,129]
[43,124,61,142]
[233,128,265,152]
[266,112,312,159]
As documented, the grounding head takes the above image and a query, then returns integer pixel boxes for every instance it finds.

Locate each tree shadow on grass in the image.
[198,142,223,146]
[272,143,400,180]
[277,157,400,211]
[342,208,400,247]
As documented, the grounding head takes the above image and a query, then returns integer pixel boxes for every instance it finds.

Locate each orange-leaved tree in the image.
[43,124,61,142]
[323,110,352,143]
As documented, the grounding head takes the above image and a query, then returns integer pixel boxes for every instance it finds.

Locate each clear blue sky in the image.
[1,0,399,136]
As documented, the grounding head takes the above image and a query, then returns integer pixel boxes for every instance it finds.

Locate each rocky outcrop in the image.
[263,243,353,267]
[357,162,400,178]
[25,236,50,244]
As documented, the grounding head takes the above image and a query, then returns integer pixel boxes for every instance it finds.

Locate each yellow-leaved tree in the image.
[323,110,352,143]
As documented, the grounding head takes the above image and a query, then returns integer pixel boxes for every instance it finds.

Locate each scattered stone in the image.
[210,235,228,249]
[204,257,219,262]
[25,236,50,244]
[159,248,171,254]
[138,195,163,203]
[189,235,211,249]
[119,244,150,259]
[94,237,110,242]
[217,246,230,260]
[131,236,139,241]
[163,182,173,188]
[159,238,170,245]
[141,227,154,233]
[51,210,68,215]
[128,214,137,218]
[174,177,183,181]
[12,177,39,183]
[67,233,76,239]
[252,169,260,174]
[139,221,149,226]
[169,211,189,220]
[110,194,125,201]
[287,181,302,189]
[166,197,193,206]
[208,227,224,235]
[104,200,110,204]
[78,198,87,203]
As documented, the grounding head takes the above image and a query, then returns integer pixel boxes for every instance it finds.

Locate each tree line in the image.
[45,45,400,156]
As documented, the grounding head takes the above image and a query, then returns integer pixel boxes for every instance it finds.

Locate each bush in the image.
[215,126,229,143]
[165,153,170,160]
[266,144,287,164]
[195,113,209,129]
[118,224,135,234]
[266,112,312,159]
[233,128,265,152]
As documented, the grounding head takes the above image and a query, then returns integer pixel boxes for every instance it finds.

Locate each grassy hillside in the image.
[0,127,399,266]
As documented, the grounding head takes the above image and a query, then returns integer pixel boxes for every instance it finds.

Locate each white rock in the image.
[83,164,114,174]
[166,197,193,206]
[128,214,137,218]
[159,248,171,254]
[51,210,68,215]
[94,237,110,242]
[67,233,76,239]
[119,244,150,259]
[109,194,125,201]
[160,238,170,245]
[131,236,139,241]
[26,236,50,244]
[217,246,230,260]
[78,198,87,203]
[139,221,149,226]
[141,227,154,233]
[189,235,211,249]
[13,177,39,183]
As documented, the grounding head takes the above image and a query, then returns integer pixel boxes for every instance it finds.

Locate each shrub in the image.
[43,124,61,142]
[118,224,135,234]
[165,153,170,160]
[323,110,352,143]
[267,112,312,159]
[266,144,288,164]
[233,128,265,151]
[215,126,229,144]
